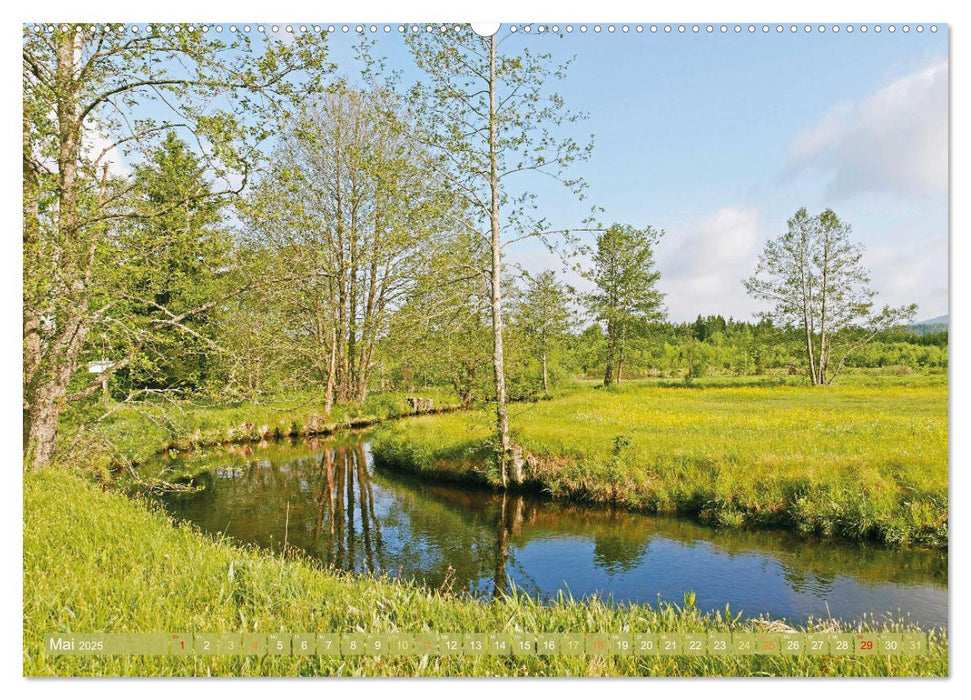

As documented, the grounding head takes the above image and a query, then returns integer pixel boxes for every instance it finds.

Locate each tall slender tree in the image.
[406,25,591,485]
[242,87,452,407]
[516,270,572,396]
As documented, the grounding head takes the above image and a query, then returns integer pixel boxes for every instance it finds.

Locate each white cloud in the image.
[784,61,948,199]
[655,206,763,321]
[865,221,948,320]
[510,203,947,325]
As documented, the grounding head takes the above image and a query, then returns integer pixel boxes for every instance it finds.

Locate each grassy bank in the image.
[24,469,946,677]
[370,376,948,548]
[61,387,461,472]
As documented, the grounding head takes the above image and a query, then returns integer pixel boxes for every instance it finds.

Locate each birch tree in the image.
[406,25,591,485]
[744,207,918,385]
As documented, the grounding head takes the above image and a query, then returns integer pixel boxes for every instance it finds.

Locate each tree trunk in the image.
[804,328,818,385]
[603,320,615,387]
[25,382,65,469]
[541,351,549,396]
[800,261,819,385]
[25,322,86,470]
[23,115,42,453]
[819,333,829,385]
[487,34,513,486]
[355,272,379,403]
[347,193,360,401]
[23,114,41,404]
[25,28,84,470]
[324,323,337,415]
[818,232,830,385]
[356,199,383,404]
[617,330,627,386]
[334,147,350,404]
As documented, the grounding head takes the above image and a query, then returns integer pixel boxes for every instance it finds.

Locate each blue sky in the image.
[323,25,948,322]
[95,25,948,323]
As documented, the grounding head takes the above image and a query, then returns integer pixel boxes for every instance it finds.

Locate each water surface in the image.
[148,432,947,628]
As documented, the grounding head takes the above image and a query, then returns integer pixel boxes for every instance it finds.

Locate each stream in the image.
[146,431,947,628]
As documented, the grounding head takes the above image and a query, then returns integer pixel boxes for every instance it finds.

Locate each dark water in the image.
[148,432,948,628]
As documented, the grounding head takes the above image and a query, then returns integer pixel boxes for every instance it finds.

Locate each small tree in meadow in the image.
[517,270,572,396]
[584,224,666,387]
[744,208,917,385]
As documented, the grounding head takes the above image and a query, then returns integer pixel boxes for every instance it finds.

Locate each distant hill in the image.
[908,314,948,334]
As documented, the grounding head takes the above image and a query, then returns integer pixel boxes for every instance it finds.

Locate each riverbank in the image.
[24,469,947,677]
[61,388,462,476]
[370,376,948,549]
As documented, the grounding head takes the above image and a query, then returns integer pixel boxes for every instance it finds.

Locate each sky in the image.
[322,25,949,323]
[92,24,949,324]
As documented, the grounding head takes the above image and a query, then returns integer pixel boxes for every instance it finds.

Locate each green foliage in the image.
[234,86,455,405]
[583,224,666,385]
[379,231,494,405]
[106,132,231,393]
[405,26,592,234]
[558,318,947,382]
[23,23,335,468]
[511,270,574,395]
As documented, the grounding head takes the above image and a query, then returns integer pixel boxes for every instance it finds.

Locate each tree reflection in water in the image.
[156,432,947,627]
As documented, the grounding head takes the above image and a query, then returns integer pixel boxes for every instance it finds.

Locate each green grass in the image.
[24,469,947,677]
[61,387,461,471]
[370,376,948,548]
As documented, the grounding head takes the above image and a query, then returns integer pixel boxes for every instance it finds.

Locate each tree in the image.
[515,271,572,396]
[584,224,666,386]
[744,207,918,385]
[691,314,727,342]
[406,25,591,485]
[242,87,452,407]
[116,131,229,392]
[212,265,297,402]
[22,24,331,470]
[383,230,493,407]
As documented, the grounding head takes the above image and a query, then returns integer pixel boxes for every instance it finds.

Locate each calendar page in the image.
[19,5,950,682]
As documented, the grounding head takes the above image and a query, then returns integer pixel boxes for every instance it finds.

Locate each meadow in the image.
[23,468,947,677]
[370,375,948,548]
[23,372,948,676]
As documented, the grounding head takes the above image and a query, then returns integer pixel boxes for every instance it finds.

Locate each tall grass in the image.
[24,470,947,677]
[371,376,948,548]
[60,387,461,472]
